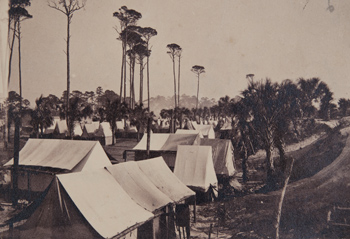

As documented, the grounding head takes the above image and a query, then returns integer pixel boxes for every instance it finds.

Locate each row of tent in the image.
[2,129,237,238]
[127,133,237,201]
[2,139,196,239]
[129,133,236,177]
[44,120,114,145]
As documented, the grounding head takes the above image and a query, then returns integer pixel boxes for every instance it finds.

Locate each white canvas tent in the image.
[4,139,112,194]
[175,129,203,138]
[174,145,218,199]
[73,123,83,137]
[116,120,124,132]
[53,120,68,138]
[131,133,201,169]
[95,122,113,145]
[82,121,100,139]
[199,138,236,177]
[106,162,173,214]
[136,157,195,203]
[190,124,215,139]
[5,169,154,239]
[43,117,61,135]
[106,161,178,239]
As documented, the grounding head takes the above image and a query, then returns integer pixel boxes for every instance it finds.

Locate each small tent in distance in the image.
[95,122,113,146]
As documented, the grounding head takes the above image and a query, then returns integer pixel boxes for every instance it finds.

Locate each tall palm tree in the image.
[48,0,86,138]
[113,6,142,103]
[167,43,181,109]
[242,79,279,188]
[191,65,205,112]
[134,42,149,105]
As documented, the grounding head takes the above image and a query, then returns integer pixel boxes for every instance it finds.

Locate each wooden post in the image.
[275,157,294,239]
[208,223,212,239]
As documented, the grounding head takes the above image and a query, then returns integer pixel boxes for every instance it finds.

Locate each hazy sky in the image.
[7,0,350,106]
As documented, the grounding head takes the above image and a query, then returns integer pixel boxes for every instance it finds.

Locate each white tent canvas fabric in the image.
[82,122,100,138]
[53,120,68,137]
[174,145,218,193]
[4,139,112,192]
[8,170,154,239]
[133,133,169,151]
[175,129,204,138]
[190,124,215,139]
[96,122,113,137]
[200,138,236,176]
[58,169,154,238]
[95,122,113,145]
[106,162,173,213]
[136,157,195,203]
[73,123,83,136]
[43,117,61,134]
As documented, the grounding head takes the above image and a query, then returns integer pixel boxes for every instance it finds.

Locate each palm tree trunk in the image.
[132,58,135,109]
[129,57,132,108]
[275,136,287,173]
[119,43,124,100]
[242,141,248,183]
[12,116,20,206]
[172,58,177,108]
[139,59,143,105]
[112,125,115,145]
[66,15,71,138]
[18,21,22,113]
[5,21,17,147]
[178,56,181,108]
[196,74,200,112]
[147,56,150,111]
[123,38,127,103]
[146,117,151,158]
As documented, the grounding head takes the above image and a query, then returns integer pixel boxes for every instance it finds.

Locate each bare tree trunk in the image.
[178,56,181,108]
[146,117,151,158]
[12,116,20,206]
[147,55,150,111]
[139,59,143,105]
[123,39,127,104]
[275,136,287,173]
[7,112,11,143]
[132,58,135,109]
[172,58,177,108]
[129,57,132,108]
[275,157,294,239]
[119,43,124,100]
[66,15,71,138]
[112,125,115,145]
[242,142,248,183]
[5,21,17,148]
[18,21,22,112]
[196,74,200,111]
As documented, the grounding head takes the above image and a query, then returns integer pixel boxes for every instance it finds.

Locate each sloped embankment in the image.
[279,128,350,237]
[220,128,350,238]
[288,129,346,182]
